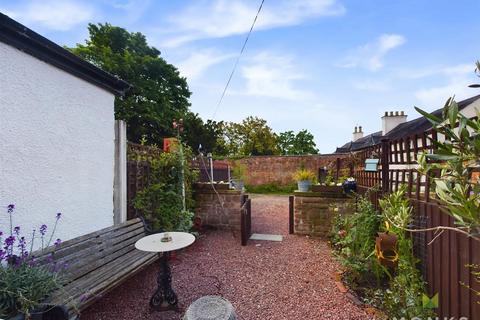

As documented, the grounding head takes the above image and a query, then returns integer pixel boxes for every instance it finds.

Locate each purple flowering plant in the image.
[0,204,67,318]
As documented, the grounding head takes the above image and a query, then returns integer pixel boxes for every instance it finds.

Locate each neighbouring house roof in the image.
[335,94,480,153]
[0,13,131,96]
[335,131,382,153]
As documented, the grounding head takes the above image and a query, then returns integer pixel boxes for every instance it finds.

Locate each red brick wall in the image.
[224,154,349,186]
[194,184,243,230]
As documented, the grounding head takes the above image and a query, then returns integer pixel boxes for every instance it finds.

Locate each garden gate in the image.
[240,194,252,246]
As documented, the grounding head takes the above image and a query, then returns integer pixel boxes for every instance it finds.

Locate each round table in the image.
[135,232,195,311]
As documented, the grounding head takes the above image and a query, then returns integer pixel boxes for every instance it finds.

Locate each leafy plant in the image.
[0,263,63,318]
[379,187,435,319]
[325,174,335,186]
[331,192,385,294]
[0,205,65,318]
[293,169,317,182]
[416,97,480,236]
[133,144,197,232]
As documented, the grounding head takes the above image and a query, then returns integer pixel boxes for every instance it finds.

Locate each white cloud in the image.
[160,0,345,47]
[177,49,235,81]
[3,0,94,31]
[238,52,314,100]
[340,34,406,71]
[415,65,477,107]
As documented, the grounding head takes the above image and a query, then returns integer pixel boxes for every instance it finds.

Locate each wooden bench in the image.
[35,218,157,319]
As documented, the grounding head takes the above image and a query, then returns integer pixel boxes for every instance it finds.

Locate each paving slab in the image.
[250,233,283,241]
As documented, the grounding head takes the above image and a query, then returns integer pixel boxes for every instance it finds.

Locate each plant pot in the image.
[297,180,311,192]
[342,180,357,194]
[8,305,69,320]
[231,179,244,191]
[375,232,398,269]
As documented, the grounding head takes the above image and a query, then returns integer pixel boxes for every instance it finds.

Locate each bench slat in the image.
[31,219,160,319]
[54,224,145,270]
[35,220,144,262]
[49,250,157,314]
[62,232,147,281]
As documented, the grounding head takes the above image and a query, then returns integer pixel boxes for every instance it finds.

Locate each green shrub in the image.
[133,145,197,232]
[331,188,435,318]
[331,194,385,292]
[379,187,436,319]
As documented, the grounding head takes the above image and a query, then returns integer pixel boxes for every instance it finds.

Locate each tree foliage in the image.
[70,23,191,145]
[219,116,279,156]
[182,113,225,154]
[278,129,319,155]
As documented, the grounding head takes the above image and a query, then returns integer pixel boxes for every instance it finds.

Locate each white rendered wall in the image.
[0,42,115,248]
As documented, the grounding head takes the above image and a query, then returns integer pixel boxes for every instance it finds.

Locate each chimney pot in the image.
[382,110,407,135]
[384,111,388,116]
[352,125,364,141]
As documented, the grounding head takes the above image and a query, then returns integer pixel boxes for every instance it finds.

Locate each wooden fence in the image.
[353,131,480,319]
[126,143,161,220]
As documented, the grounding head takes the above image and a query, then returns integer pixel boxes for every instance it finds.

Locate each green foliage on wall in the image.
[133,145,197,232]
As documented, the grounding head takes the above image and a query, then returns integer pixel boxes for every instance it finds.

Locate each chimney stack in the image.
[382,110,407,135]
[352,125,364,141]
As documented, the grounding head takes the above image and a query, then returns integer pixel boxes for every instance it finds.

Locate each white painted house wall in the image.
[0,42,116,248]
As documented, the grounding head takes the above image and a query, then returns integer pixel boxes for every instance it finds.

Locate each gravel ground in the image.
[81,195,370,320]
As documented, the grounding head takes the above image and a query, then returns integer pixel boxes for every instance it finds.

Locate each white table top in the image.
[135,232,195,253]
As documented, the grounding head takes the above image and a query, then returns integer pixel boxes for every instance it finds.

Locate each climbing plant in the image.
[133,144,198,232]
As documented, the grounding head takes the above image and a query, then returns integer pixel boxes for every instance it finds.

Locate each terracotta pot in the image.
[375,232,398,269]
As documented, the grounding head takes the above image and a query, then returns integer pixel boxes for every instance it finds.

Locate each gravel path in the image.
[81,195,370,320]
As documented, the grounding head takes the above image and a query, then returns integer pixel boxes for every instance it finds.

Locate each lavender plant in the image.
[0,204,65,318]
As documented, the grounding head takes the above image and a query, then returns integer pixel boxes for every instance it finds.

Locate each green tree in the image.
[292,129,319,154]
[70,23,191,145]
[182,113,225,154]
[277,131,295,155]
[277,129,319,155]
[238,116,279,156]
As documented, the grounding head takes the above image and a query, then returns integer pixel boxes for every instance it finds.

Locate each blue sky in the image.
[2,0,480,153]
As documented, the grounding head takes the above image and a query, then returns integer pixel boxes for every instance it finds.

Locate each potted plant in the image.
[1,204,69,320]
[375,225,399,270]
[342,177,357,194]
[293,169,316,192]
[231,163,247,191]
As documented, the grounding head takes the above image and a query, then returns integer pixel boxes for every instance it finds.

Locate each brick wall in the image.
[294,190,354,237]
[224,154,349,186]
[194,183,243,230]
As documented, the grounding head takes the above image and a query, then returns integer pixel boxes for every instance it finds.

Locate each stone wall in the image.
[294,191,354,237]
[194,183,243,230]
[225,154,349,186]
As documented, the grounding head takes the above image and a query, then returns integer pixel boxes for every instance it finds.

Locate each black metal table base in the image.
[150,252,180,312]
